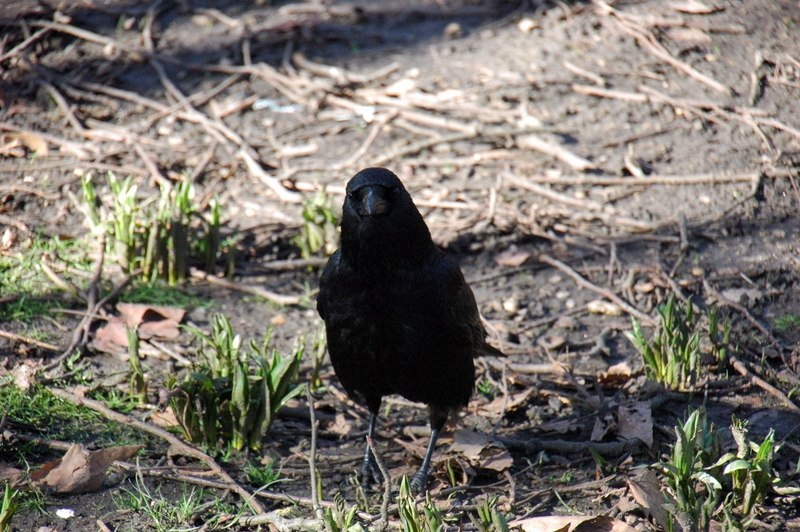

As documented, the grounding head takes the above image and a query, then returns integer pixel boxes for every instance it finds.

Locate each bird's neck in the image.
[341,223,436,273]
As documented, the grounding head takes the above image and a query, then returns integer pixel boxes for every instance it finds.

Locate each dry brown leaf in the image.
[617,401,653,448]
[116,302,185,339]
[449,428,513,472]
[31,443,143,494]
[0,138,25,157]
[16,132,50,155]
[669,0,719,14]
[511,515,638,532]
[628,469,676,532]
[93,304,186,354]
[323,412,354,436]
[598,361,633,385]
[150,408,179,428]
[477,388,534,418]
[495,249,531,267]
[590,415,615,442]
[0,463,24,482]
[91,317,129,356]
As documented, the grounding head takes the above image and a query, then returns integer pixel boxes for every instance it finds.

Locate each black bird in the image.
[316,167,502,491]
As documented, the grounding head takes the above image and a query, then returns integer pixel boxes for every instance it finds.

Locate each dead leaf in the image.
[591,415,615,442]
[116,303,185,339]
[495,249,531,267]
[598,361,633,385]
[0,137,25,157]
[0,463,24,482]
[617,401,653,448]
[91,317,129,356]
[511,515,638,532]
[16,132,49,155]
[477,388,534,418]
[31,443,142,494]
[669,0,719,14]
[450,428,513,472]
[93,304,186,354]
[628,469,676,532]
[150,408,179,428]
[323,412,353,436]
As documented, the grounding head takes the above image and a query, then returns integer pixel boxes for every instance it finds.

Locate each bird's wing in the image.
[316,250,341,320]
[433,253,505,357]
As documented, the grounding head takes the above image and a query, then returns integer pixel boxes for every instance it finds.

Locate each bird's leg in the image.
[360,412,383,487]
[410,427,439,493]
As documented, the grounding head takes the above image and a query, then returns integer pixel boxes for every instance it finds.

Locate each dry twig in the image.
[540,254,657,326]
[48,388,264,514]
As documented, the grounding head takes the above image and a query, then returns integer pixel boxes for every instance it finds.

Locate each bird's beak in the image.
[362,186,390,216]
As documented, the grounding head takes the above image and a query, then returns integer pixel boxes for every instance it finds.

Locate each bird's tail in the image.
[479,342,505,358]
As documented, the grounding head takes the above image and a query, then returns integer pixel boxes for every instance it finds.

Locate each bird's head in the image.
[345,168,403,218]
[339,168,434,266]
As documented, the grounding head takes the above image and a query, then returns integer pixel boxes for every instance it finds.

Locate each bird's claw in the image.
[409,468,428,494]
[360,451,384,488]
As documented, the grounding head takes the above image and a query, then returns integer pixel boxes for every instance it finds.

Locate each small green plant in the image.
[323,494,361,532]
[244,458,285,490]
[294,190,339,259]
[653,408,723,532]
[0,483,18,532]
[171,314,304,451]
[114,470,228,532]
[472,496,510,532]
[627,295,703,389]
[774,314,800,333]
[721,417,799,524]
[0,234,92,320]
[397,476,445,532]
[476,378,496,399]
[652,409,798,531]
[77,172,227,285]
[309,323,327,392]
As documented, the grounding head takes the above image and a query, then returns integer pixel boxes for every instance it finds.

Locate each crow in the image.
[316,167,502,491]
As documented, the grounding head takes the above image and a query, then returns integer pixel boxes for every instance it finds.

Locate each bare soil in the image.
[1,0,799,530]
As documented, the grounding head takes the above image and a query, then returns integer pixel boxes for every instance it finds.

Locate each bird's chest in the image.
[326,270,435,352]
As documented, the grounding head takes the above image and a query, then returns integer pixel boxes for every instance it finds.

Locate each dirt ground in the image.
[1,0,799,530]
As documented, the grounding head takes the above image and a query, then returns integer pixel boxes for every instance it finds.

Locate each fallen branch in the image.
[539,254,657,326]
[516,134,596,171]
[0,330,59,351]
[49,387,264,514]
[500,436,640,457]
[189,267,301,306]
[728,355,800,415]
[238,149,303,204]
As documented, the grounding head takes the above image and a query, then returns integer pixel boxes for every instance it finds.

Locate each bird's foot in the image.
[409,467,429,494]
[360,451,384,488]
